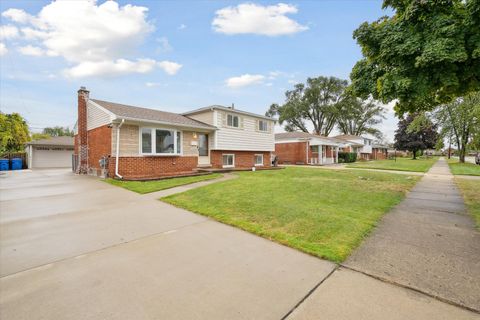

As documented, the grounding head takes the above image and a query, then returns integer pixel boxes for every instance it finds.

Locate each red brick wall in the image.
[88,125,112,171]
[275,142,308,164]
[77,88,89,173]
[109,156,198,179]
[210,150,271,168]
[372,148,387,160]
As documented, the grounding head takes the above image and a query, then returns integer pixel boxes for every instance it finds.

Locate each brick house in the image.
[372,144,389,160]
[333,134,373,160]
[74,87,275,179]
[274,132,342,165]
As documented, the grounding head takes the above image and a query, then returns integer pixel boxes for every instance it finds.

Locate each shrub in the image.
[338,152,357,163]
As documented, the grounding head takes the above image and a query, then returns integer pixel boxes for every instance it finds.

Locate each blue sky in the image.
[0,0,397,140]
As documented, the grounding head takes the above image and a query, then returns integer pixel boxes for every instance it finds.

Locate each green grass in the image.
[105,173,222,194]
[447,159,480,176]
[346,157,437,173]
[455,178,480,229]
[162,167,419,262]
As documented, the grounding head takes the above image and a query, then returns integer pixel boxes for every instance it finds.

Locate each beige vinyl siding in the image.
[112,124,199,157]
[186,110,214,126]
[87,101,113,130]
[215,111,275,151]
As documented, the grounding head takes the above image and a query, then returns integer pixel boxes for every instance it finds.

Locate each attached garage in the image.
[26,137,74,169]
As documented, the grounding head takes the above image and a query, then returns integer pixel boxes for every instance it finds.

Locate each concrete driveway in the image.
[0,169,334,320]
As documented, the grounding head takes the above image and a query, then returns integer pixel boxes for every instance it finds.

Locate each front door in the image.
[198,134,210,165]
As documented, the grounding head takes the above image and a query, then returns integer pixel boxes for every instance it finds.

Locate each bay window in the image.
[140,128,182,155]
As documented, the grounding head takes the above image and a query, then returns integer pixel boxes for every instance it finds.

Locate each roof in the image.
[333,134,370,141]
[91,99,215,130]
[372,144,389,149]
[275,132,342,144]
[27,136,74,146]
[183,105,274,121]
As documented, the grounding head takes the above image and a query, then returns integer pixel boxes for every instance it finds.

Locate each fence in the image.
[0,152,27,169]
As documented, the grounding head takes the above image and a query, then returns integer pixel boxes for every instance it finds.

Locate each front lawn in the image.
[455,178,480,229]
[447,159,480,176]
[162,167,419,262]
[346,157,437,173]
[105,173,222,194]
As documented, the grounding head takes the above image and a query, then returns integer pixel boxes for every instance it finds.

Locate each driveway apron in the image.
[344,158,480,312]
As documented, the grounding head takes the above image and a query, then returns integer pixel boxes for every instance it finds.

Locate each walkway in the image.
[344,158,480,312]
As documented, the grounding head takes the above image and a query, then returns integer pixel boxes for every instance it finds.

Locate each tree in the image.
[394,113,438,159]
[43,126,73,137]
[31,133,51,140]
[267,76,347,135]
[435,92,480,162]
[336,97,386,138]
[350,0,480,114]
[0,112,30,153]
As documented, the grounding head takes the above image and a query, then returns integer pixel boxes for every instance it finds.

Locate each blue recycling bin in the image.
[10,158,22,170]
[0,159,8,171]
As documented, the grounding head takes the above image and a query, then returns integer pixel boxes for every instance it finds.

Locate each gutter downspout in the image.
[115,119,125,179]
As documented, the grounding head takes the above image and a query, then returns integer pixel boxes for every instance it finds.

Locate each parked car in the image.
[476,153,480,165]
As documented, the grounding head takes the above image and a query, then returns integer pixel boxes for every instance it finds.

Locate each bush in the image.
[338,152,357,163]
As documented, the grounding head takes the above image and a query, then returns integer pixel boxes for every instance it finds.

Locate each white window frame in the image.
[222,154,235,168]
[258,120,268,132]
[227,114,240,128]
[139,127,182,156]
[254,154,264,166]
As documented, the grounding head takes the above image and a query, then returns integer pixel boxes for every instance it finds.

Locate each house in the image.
[26,136,74,168]
[274,132,342,165]
[73,87,275,179]
[372,144,389,160]
[333,134,373,160]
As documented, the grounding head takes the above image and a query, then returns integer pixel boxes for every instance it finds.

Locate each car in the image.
[476,153,480,165]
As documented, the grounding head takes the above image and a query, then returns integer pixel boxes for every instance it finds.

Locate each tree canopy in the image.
[394,113,438,159]
[267,76,348,135]
[43,126,74,137]
[0,112,30,153]
[350,0,480,114]
[336,97,386,138]
[435,92,480,162]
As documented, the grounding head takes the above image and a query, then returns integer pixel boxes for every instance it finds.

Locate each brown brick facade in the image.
[77,87,89,173]
[108,156,198,179]
[87,125,112,172]
[210,150,271,168]
[372,148,387,160]
[275,142,308,164]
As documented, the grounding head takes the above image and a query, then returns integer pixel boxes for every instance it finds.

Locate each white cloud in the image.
[18,45,45,56]
[0,25,19,40]
[157,61,182,75]
[212,3,308,36]
[226,74,265,88]
[0,42,7,56]
[178,24,187,30]
[145,82,162,87]
[2,1,182,78]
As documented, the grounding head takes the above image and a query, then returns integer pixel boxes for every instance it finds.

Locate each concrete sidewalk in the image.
[344,158,480,312]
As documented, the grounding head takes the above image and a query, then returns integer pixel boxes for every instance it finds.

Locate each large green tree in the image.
[43,126,73,137]
[350,0,480,114]
[0,112,30,153]
[336,97,386,138]
[435,92,480,162]
[267,76,347,135]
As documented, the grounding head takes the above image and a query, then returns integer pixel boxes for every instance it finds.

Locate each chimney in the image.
[77,86,89,174]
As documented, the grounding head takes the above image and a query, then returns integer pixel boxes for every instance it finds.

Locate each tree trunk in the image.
[412,149,417,160]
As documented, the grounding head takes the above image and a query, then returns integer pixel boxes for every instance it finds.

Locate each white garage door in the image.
[32,147,74,168]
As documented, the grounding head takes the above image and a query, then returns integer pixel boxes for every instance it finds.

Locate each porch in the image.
[308,143,339,165]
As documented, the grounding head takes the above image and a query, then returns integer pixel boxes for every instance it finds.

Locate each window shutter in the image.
[256,120,259,132]
[239,116,244,129]
[268,121,273,133]
[221,112,227,127]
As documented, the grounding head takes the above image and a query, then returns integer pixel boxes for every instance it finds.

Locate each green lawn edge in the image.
[455,178,480,229]
[346,157,437,173]
[447,159,480,176]
[161,168,419,263]
[105,173,223,194]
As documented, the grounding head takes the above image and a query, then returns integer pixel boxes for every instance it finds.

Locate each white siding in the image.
[214,111,275,151]
[87,101,113,130]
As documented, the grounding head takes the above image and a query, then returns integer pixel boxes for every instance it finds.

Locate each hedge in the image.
[338,152,357,163]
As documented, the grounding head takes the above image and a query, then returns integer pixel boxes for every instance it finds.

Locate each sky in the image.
[0,0,398,141]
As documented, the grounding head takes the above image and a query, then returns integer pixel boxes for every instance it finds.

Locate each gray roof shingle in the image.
[27,136,74,146]
[91,99,215,129]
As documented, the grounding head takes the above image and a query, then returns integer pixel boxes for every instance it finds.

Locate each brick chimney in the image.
[77,86,89,174]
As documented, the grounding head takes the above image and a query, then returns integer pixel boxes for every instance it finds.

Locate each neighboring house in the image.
[372,144,389,160]
[26,136,74,168]
[333,134,373,160]
[274,132,342,165]
[73,87,275,179]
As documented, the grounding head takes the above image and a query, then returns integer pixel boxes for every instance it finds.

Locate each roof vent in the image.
[230,103,235,109]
